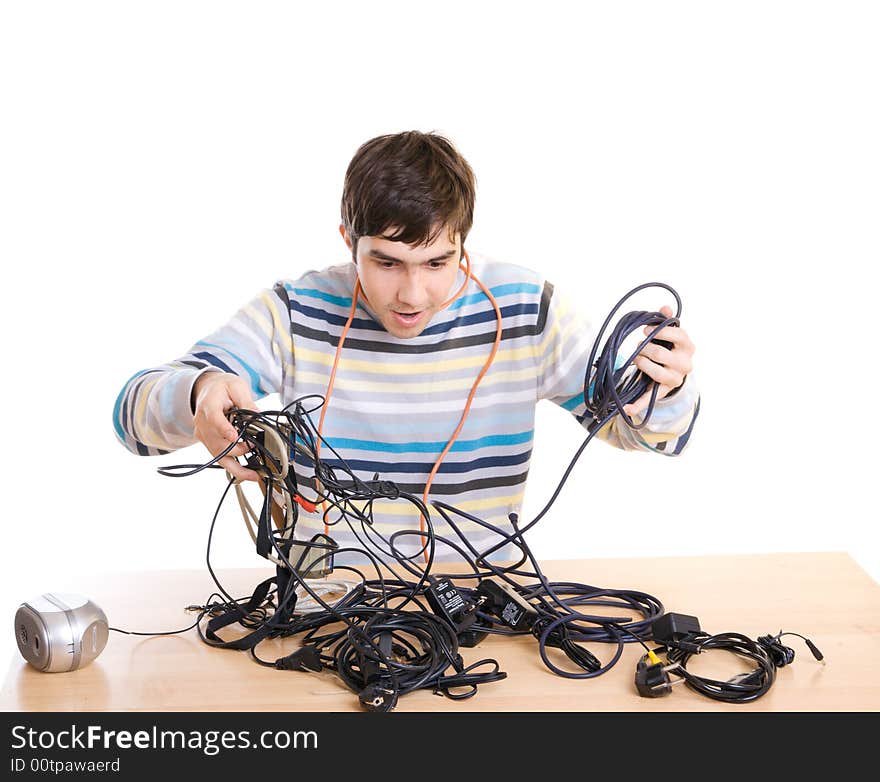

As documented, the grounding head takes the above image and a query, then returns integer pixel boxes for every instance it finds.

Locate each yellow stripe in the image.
[294,366,540,393]
[297,329,581,379]
[536,302,585,371]
[299,336,584,394]
[249,292,295,359]
[295,516,511,538]
[597,420,674,445]
[631,429,673,445]
[135,375,165,447]
[295,324,584,393]
[303,490,526,519]
[294,342,539,375]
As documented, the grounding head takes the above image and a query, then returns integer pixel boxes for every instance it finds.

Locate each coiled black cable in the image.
[582,281,682,432]
[663,632,778,703]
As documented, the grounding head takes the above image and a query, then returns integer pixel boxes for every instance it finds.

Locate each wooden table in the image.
[2,552,877,712]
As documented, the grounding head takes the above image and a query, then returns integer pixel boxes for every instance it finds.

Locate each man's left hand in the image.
[623,305,696,419]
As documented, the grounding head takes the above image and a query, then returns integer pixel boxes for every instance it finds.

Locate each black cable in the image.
[428,502,663,677]
[108,593,250,636]
[582,281,683,431]
[172,406,508,709]
[663,631,778,703]
[148,282,700,710]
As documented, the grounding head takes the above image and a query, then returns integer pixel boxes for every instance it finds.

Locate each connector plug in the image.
[634,652,682,697]
[634,659,672,697]
[275,645,322,672]
[357,683,397,712]
[757,630,825,667]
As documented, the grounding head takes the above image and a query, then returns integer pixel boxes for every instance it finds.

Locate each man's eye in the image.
[428,262,448,269]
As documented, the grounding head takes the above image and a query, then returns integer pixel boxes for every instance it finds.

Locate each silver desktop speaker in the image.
[15,593,109,672]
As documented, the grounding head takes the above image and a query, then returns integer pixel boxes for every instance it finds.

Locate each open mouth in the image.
[391,310,424,326]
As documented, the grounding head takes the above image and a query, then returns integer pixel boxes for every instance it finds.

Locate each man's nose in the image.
[397,269,428,307]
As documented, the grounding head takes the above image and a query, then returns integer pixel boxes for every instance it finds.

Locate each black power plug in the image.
[634,658,673,697]
[358,683,397,712]
[634,651,683,698]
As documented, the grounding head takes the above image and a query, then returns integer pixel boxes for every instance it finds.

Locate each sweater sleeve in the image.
[112,283,293,456]
[535,282,700,455]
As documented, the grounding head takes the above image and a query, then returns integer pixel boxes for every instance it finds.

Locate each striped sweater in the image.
[113,256,700,561]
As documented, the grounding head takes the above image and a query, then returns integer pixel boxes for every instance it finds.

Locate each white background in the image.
[1,1,877,665]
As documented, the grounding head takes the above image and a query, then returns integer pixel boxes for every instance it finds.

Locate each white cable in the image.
[294,580,359,614]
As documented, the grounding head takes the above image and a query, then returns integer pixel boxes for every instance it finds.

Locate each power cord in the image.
[636,613,825,703]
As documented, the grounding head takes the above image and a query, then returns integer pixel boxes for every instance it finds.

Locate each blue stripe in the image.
[291,300,538,336]
[288,285,352,308]
[560,376,595,410]
[293,450,533,475]
[193,345,264,396]
[291,301,381,330]
[192,350,235,374]
[325,429,534,454]
[287,281,541,314]
[160,372,183,427]
[561,393,583,412]
[448,282,542,310]
[420,302,537,336]
[112,369,152,442]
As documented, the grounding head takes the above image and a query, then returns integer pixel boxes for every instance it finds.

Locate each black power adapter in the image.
[425,576,477,632]
[651,612,701,650]
[476,579,537,631]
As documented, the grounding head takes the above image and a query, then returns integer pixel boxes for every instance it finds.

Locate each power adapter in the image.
[425,576,477,633]
[651,612,702,650]
[475,579,537,631]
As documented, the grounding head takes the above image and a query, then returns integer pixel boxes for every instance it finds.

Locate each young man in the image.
[113,131,698,562]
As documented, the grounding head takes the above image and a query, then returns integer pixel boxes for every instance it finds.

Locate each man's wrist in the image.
[189,369,223,414]
[663,375,687,400]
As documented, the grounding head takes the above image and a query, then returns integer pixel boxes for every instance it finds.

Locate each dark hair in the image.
[340,131,476,256]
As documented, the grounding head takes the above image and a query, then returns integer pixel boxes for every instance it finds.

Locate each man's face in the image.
[341,225,462,338]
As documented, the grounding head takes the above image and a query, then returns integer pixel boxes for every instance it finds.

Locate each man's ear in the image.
[339,224,355,258]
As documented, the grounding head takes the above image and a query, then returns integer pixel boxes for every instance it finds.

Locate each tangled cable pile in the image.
[156,284,700,711]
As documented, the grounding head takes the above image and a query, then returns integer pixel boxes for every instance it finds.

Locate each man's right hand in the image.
[192,371,261,482]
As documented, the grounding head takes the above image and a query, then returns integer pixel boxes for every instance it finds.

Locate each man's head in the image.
[339,131,476,338]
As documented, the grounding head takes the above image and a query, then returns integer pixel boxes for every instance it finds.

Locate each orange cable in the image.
[315,250,502,562]
[418,268,502,562]
[314,279,362,535]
